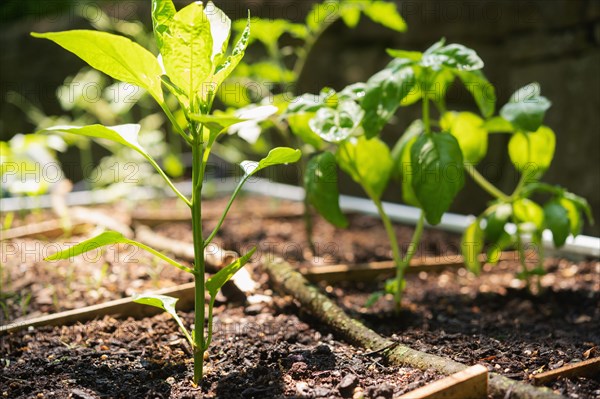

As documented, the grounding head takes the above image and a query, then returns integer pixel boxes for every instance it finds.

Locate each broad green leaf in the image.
[306,2,339,32]
[386,49,423,62]
[287,89,337,114]
[161,1,212,98]
[189,114,247,133]
[456,70,496,118]
[205,1,231,67]
[362,1,407,32]
[391,119,424,179]
[288,113,324,149]
[563,192,594,225]
[421,40,484,72]
[133,294,192,345]
[544,200,570,247]
[411,133,465,225]
[559,198,583,236]
[305,152,348,228]
[337,136,392,200]
[41,124,154,162]
[151,0,176,49]
[206,248,256,298]
[486,232,513,265]
[44,230,192,273]
[211,15,250,94]
[31,30,164,102]
[164,153,184,178]
[462,220,484,274]
[484,203,511,244]
[44,231,126,261]
[399,136,420,206]
[441,112,488,164]
[513,199,544,230]
[361,59,416,138]
[240,147,302,176]
[309,101,364,143]
[340,5,361,28]
[500,83,551,132]
[483,116,514,133]
[508,126,555,180]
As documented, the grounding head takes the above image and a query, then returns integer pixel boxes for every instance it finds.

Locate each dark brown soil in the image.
[1,195,599,398]
[0,305,443,399]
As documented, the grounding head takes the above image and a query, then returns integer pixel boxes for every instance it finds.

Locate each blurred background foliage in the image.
[0,0,598,235]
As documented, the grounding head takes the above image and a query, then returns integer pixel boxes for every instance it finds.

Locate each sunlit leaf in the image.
[206,248,256,298]
[362,1,406,32]
[421,40,484,72]
[455,70,495,118]
[309,101,364,143]
[508,126,555,181]
[288,113,324,149]
[240,147,302,176]
[151,0,176,49]
[544,200,570,247]
[441,112,488,164]
[305,152,348,228]
[44,231,126,261]
[513,199,544,230]
[462,220,484,274]
[500,83,551,132]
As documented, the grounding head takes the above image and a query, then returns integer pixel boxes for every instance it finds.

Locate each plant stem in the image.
[465,166,511,202]
[395,212,425,307]
[293,14,340,80]
[373,198,403,303]
[191,136,206,385]
[422,98,431,135]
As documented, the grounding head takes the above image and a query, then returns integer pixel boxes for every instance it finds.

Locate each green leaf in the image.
[399,136,420,206]
[364,291,384,308]
[309,101,364,143]
[337,136,393,200]
[455,70,496,118]
[500,83,551,132]
[241,147,302,176]
[41,124,152,160]
[161,1,212,98]
[386,49,423,62]
[362,1,407,32]
[288,113,324,149]
[559,198,583,236]
[44,231,126,261]
[189,114,247,133]
[440,112,488,164]
[211,15,250,94]
[151,0,176,49]
[462,220,484,274]
[422,40,484,72]
[484,204,511,244]
[206,248,256,298]
[305,152,348,228]
[31,30,163,103]
[204,1,231,67]
[486,232,513,265]
[483,116,514,133]
[411,133,465,225]
[340,5,361,28]
[508,126,555,181]
[391,119,423,179]
[544,200,570,247]
[563,192,594,226]
[361,59,416,138]
[133,294,192,346]
[513,199,544,230]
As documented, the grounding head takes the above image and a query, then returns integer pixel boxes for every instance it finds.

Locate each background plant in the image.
[286,38,593,308]
[33,0,300,385]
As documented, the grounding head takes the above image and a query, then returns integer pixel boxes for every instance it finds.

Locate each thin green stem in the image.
[373,198,403,278]
[145,156,192,207]
[293,15,340,80]
[465,166,511,202]
[395,212,425,306]
[191,133,206,385]
[510,173,528,200]
[160,102,193,145]
[204,298,215,350]
[204,176,248,246]
[422,98,431,135]
[130,241,194,274]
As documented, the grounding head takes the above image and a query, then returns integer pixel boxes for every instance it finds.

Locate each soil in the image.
[1,195,599,398]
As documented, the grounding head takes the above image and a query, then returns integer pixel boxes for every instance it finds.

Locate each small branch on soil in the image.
[264,258,566,399]
[0,220,91,241]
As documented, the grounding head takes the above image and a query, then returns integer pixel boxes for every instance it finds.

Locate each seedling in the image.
[33,0,300,384]
[287,38,592,307]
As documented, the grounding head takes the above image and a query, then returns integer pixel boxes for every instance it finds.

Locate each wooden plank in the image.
[0,221,91,241]
[302,252,518,282]
[0,283,195,335]
[533,357,600,385]
[396,364,488,399]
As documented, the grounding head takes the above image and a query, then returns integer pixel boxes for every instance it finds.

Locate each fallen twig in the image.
[533,357,600,386]
[264,258,565,399]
